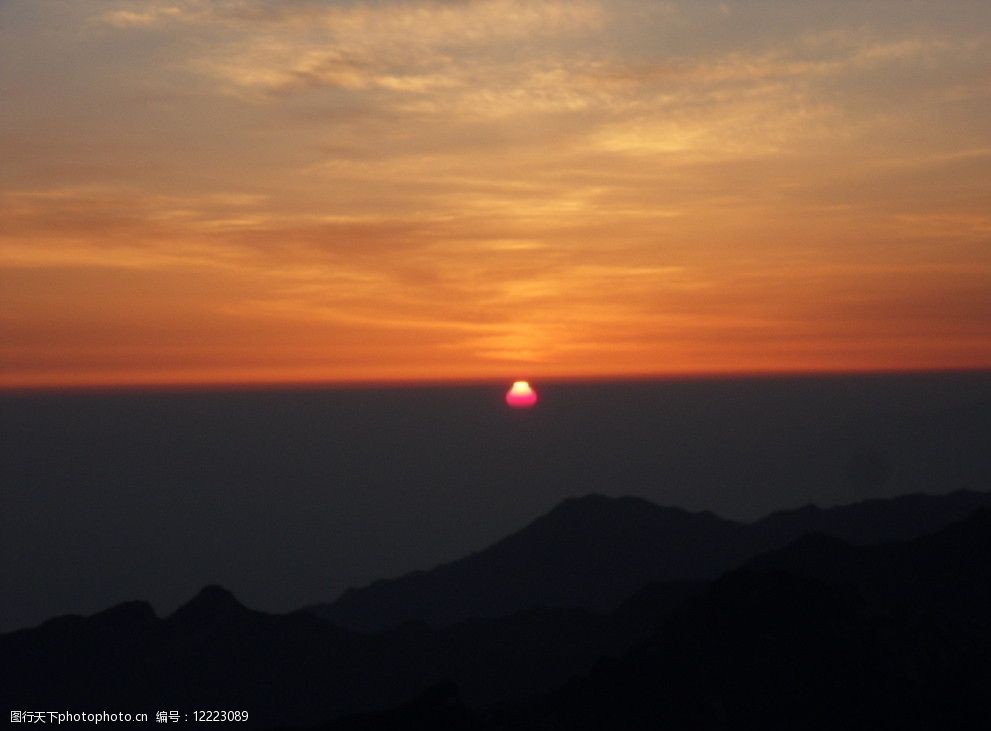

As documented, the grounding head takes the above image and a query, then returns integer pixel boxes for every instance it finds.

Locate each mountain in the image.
[748,488,991,546]
[308,494,747,631]
[307,489,991,630]
[0,580,699,729]
[312,508,991,731]
[504,507,991,730]
[5,490,991,730]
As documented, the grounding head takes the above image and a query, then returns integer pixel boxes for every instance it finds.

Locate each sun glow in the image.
[506,381,538,408]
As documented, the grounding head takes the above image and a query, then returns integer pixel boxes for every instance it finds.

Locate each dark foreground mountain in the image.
[0,579,699,729]
[4,490,991,730]
[306,508,991,731]
[307,489,991,630]
[510,507,991,730]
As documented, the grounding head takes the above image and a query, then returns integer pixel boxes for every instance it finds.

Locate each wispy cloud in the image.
[2,0,989,385]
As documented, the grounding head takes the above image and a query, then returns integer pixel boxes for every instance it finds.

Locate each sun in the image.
[505,380,537,408]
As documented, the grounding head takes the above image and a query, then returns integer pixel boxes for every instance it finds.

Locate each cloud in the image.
[183,0,602,104]
[2,1,989,384]
[101,4,190,28]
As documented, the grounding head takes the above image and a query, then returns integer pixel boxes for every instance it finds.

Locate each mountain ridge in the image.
[279,505,991,730]
[307,488,991,630]
[5,490,991,730]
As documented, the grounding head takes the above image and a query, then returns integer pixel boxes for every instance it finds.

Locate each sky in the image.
[1,0,989,387]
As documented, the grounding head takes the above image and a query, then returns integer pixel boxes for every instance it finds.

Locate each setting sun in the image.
[506,381,538,408]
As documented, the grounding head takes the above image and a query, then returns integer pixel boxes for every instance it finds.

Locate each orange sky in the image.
[1,1,989,388]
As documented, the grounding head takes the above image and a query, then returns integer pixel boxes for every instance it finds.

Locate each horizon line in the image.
[2,365,989,395]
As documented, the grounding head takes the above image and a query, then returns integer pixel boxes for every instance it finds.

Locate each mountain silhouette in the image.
[0,572,696,728]
[170,584,250,623]
[307,508,991,731]
[495,507,991,730]
[307,489,991,630]
[307,494,747,631]
[4,490,991,730]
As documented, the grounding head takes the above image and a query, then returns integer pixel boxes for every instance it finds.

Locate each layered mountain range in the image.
[3,489,991,729]
[308,489,991,630]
